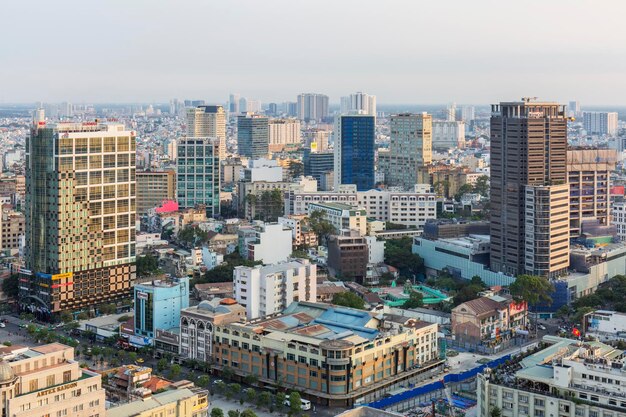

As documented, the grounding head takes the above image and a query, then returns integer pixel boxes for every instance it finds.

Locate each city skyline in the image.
[2,0,626,104]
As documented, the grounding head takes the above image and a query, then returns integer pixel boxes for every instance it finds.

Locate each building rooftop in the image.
[106,388,200,417]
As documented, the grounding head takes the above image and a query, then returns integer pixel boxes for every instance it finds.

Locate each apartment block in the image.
[357,186,437,228]
[327,230,369,282]
[212,301,440,406]
[297,93,329,122]
[234,259,317,320]
[136,170,176,214]
[107,387,209,417]
[277,214,319,247]
[432,120,465,151]
[583,111,618,136]
[246,222,293,264]
[0,209,24,252]
[285,185,358,215]
[186,105,227,159]
[268,118,301,152]
[21,121,137,316]
[0,343,106,417]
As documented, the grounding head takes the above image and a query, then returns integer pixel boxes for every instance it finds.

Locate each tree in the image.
[211,408,224,417]
[474,175,490,197]
[490,406,502,417]
[276,392,286,412]
[221,366,234,381]
[555,305,571,319]
[573,306,594,325]
[509,275,554,307]
[454,183,475,202]
[403,290,424,309]
[215,381,227,394]
[77,312,89,320]
[332,292,365,310]
[245,388,256,403]
[169,364,181,379]
[257,391,271,409]
[241,410,257,417]
[60,310,73,323]
[384,237,424,278]
[197,375,210,387]
[136,253,160,276]
[98,303,117,315]
[289,392,302,416]
[128,352,138,363]
[228,383,241,399]
[308,210,336,244]
[228,411,240,417]
[1,274,18,299]
[157,358,168,372]
[243,374,258,386]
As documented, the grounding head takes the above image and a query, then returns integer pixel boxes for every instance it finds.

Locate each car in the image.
[283,399,312,411]
[212,379,224,385]
[0,323,5,328]
[19,324,27,328]
[538,324,547,330]
[135,358,145,364]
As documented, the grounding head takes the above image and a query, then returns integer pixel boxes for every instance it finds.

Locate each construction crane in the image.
[440,379,455,417]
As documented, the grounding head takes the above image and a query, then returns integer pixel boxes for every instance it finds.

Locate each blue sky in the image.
[2,0,625,104]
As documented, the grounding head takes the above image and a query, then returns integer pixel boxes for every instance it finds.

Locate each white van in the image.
[283,398,312,411]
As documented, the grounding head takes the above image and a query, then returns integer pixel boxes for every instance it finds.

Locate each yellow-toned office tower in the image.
[20,119,136,317]
[186,105,226,160]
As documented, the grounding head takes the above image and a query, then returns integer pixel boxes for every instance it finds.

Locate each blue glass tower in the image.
[334,115,375,191]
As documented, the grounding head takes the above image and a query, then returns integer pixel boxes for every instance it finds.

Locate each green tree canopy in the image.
[211,408,224,417]
[137,253,160,276]
[384,237,424,278]
[308,210,336,243]
[509,274,554,307]
[288,392,302,415]
[332,292,365,310]
[403,290,424,309]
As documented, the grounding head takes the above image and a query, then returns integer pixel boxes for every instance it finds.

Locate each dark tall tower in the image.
[334,115,375,191]
[237,114,269,159]
[490,99,569,278]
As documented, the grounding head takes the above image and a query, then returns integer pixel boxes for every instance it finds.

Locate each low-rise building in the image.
[134,277,190,346]
[308,202,367,236]
[179,298,245,362]
[583,310,626,342]
[194,282,234,301]
[0,209,24,253]
[277,214,318,247]
[0,343,106,417]
[477,337,626,417]
[452,295,527,346]
[106,387,209,417]
[327,230,369,283]
[285,185,358,215]
[234,259,317,320]
[357,186,437,228]
[212,301,441,406]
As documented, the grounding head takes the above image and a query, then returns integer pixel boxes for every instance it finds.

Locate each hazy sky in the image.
[2,0,626,105]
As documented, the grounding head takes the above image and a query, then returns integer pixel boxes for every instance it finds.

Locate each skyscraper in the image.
[20,120,137,316]
[583,111,618,136]
[380,113,432,190]
[568,100,580,117]
[334,115,375,191]
[229,93,240,114]
[237,114,269,158]
[461,105,475,122]
[186,105,227,159]
[340,92,377,116]
[176,137,220,217]
[136,170,176,214]
[297,93,329,122]
[490,100,569,278]
[268,118,301,152]
[446,102,457,121]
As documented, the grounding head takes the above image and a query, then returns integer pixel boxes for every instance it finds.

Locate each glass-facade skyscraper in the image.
[176,137,220,217]
[20,120,137,317]
[237,114,269,159]
[334,115,375,191]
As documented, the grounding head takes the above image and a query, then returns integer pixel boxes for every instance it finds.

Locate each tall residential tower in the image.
[186,105,227,159]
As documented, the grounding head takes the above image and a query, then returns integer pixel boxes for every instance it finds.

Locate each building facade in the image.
[212,302,441,406]
[567,147,616,237]
[0,209,24,253]
[303,149,334,187]
[432,120,465,151]
[134,277,190,345]
[0,343,106,417]
[246,223,293,265]
[284,185,358,216]
[268,119,301,152]
[297,93,329,122]
[234,259,317,320]
[340,92,377,116]
[21,121,137,316]
[106,387,209,417]
[136,170,176,215]
[327,230,369,282]
[334,115,375,191]
[186,105,227,159]
[583,111,618,136]
[380,113,432,190]
[308,202,367,236]
[490,100,569,278]
[176,137,220,217]
[357,186,437,228]
[237,114,269,159]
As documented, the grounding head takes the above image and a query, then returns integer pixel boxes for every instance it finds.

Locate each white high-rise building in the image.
[432,120,465,151]
[340,92,377,116]
[446,102,456,121]
[612,202,626,241]
[583,111,618,136]
[186,105,227,159]
[357,185,437,228]
[461,105,475,122]
[297,93,329,122]
[234,259,317,320]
